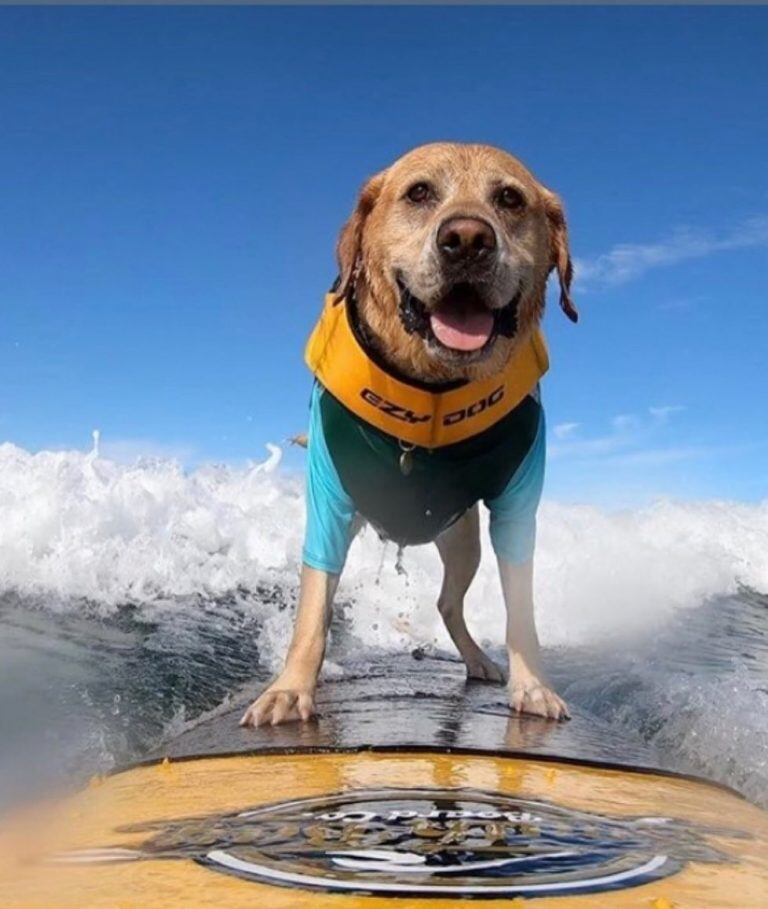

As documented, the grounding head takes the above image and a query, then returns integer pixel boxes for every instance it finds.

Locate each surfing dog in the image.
[241,142,577,728]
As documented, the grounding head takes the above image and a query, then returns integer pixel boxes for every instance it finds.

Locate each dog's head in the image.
[336,142,576,383]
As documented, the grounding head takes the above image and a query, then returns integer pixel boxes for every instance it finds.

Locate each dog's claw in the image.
[508,679,570,721]
[240,685,317,728]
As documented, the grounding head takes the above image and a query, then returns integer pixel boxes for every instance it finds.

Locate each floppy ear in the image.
[335,170,386,300]
[544,192,578,323]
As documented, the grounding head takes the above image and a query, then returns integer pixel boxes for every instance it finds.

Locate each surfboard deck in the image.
[154,652,656,767]
[2,655,767,907]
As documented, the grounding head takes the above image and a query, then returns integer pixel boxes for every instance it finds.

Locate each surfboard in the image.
[2,655,767,907]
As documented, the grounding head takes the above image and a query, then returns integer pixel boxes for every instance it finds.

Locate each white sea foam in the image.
[0,442,764,622]
[0,440,765,650]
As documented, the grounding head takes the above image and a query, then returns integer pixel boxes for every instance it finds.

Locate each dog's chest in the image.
[319,388,541,546]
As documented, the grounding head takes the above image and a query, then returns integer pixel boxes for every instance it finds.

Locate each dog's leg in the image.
[499,558,570,720]
[435,505,505,683]
[240,564,338,727]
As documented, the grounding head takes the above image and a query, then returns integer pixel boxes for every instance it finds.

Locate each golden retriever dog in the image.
[241,142,576,728]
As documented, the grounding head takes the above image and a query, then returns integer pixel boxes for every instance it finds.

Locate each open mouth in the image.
[398,280,519,355]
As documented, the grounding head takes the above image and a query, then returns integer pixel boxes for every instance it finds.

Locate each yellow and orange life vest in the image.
[305,293,548,448]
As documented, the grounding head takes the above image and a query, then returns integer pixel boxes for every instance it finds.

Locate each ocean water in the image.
[0,440,766,810]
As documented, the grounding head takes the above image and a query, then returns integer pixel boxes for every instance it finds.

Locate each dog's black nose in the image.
[437,217,497,264]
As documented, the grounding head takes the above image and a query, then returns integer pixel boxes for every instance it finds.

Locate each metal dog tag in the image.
[399,449,413,476]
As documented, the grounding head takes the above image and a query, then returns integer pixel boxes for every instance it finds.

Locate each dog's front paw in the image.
[508,674,570,721]
[239,684,316,728]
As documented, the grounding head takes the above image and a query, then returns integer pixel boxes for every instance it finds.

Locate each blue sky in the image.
[1,6,766,505]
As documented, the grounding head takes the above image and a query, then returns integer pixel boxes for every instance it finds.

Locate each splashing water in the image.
[0,440,766,808]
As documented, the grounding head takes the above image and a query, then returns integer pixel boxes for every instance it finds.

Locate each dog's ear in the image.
[336,170,386,300]
[544,191,578,323]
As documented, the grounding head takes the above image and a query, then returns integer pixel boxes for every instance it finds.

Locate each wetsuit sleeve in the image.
[302,383,357,574]
[485,405,546,565]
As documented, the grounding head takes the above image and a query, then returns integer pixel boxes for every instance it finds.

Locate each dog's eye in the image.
[406,182,434,204]
[496,186,526,211]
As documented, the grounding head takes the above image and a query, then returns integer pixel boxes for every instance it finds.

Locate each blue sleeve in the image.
[486,404,546,565]
[302,383,357,574]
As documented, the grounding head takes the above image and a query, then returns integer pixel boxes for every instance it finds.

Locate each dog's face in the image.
[337,142,576,383]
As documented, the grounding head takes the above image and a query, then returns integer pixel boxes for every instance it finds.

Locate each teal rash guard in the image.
[302,381,546,575]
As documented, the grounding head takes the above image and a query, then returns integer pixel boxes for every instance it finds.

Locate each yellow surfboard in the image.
[2,749,767,908]
[2,661,767,907]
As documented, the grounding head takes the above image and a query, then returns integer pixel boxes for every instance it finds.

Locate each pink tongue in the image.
[429,308,494,351]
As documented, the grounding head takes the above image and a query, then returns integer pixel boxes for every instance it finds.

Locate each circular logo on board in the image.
[52,786,737,899]
[200,787,681,897]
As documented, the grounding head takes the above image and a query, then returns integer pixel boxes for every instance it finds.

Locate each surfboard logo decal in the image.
[52,786,739,899]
